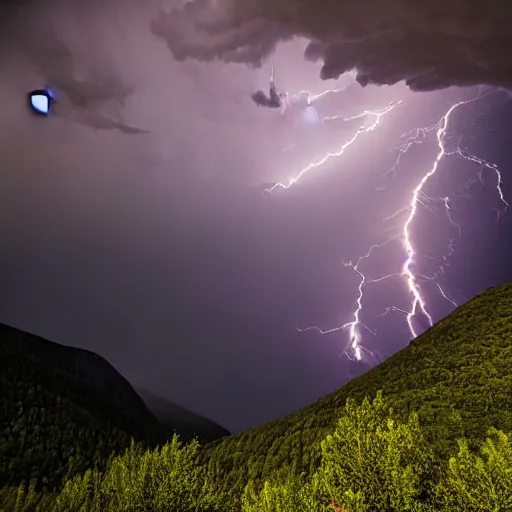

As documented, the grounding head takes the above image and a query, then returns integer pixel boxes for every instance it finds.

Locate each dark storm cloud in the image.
[151,0,512,91]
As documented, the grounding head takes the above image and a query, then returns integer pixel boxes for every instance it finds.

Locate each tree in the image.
[241,471,324,512]
[318,391,436,511]
[53,435,205,512]
[0,481,55,512]
[435,427,512,511]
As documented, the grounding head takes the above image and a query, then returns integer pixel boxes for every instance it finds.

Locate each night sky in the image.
[1,0,512,433]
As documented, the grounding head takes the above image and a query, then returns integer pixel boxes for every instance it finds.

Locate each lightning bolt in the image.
[400,101,465,337]
[292,87,347,104]
[297,238,397,361]
[266,100,401,192]
[388,96,508,343]
[269,88,508,362]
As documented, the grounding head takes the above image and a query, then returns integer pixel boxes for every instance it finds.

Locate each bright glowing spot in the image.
[301,105,320,128]
[30,93,50,115]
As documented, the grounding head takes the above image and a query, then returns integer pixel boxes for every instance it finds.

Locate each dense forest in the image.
[0,324,226,491]
[1,393,511,511]
[1,282,512,510]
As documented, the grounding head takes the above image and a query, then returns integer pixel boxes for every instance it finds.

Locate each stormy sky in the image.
[1,0,512,432]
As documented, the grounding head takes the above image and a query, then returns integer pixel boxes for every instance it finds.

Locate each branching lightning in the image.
[266,100,401,192]
[269,88,509,362]
[293,87,347,104]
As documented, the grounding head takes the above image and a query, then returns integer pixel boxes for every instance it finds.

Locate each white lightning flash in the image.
[385,95,507,343]
[266,100,401,192]
[291,87,347,105]
[270,89,508,362]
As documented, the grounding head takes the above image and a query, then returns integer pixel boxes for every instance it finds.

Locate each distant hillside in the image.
[0,324,167,489]
[137,389,229,444]
[203,283,512,499]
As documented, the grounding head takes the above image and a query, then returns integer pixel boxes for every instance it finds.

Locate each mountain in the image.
[137,389,229,444]
[0,322,169,489]
[3,282,512,505]
[0,323,230,490]
[203,283,512,498]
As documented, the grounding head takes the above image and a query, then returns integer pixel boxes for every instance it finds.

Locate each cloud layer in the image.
[151,0,512,91]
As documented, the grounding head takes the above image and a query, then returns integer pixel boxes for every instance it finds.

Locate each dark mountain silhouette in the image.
[0,323,226,489]
[137,388,229,444]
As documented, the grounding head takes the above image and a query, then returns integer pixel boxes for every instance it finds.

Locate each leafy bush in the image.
[435,427,512,511]
[318,392,436,511]
[52,436,204,512]
[242,472,324,512]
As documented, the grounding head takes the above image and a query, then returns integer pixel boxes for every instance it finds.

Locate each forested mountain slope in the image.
[203,283,512,496]
[1,324,168,488]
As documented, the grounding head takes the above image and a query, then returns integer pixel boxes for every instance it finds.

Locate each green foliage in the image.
[0,324,169,490]
[231,393,512,511]
[0,481,39,512]
[52,435,205,512]
[241,472,325,512]
[3,393,512,512]
[0,482,56,512]
[242,393,437,512]
[435,427,512,511]
[318,392,435,511]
